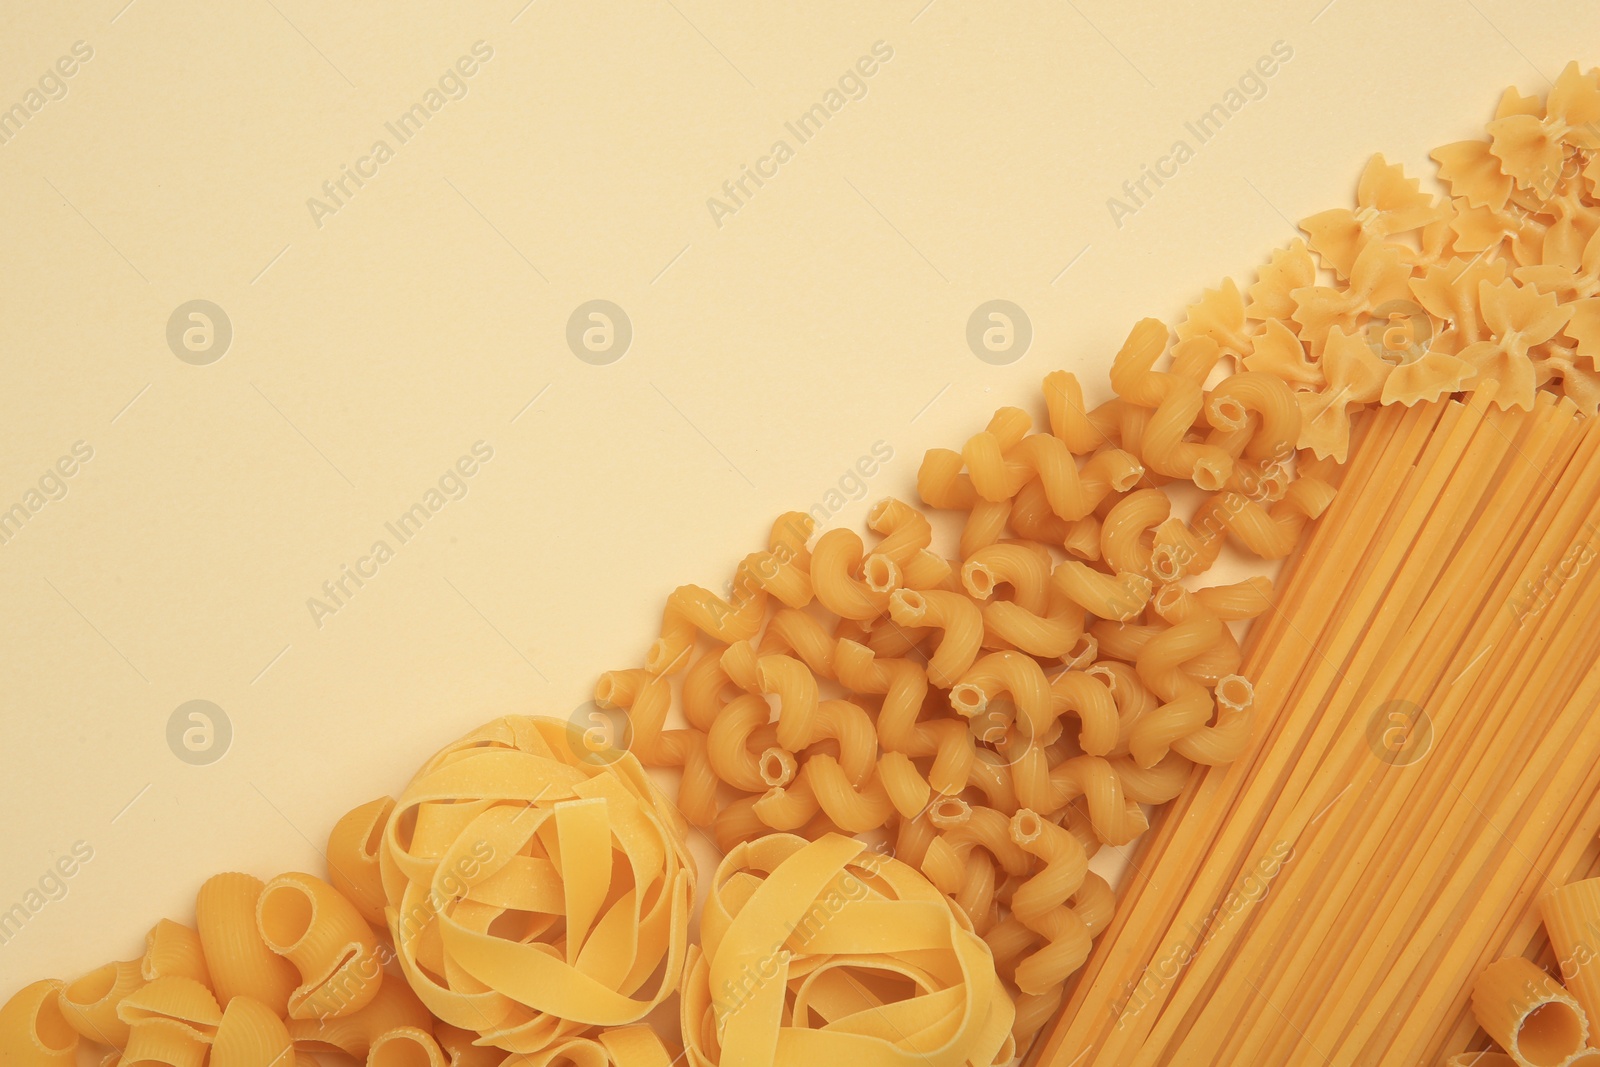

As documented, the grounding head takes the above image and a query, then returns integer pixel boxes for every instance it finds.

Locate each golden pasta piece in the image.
[432,1025,507,1067]
[1540,879,1600,1038]
[113,977,221,1036]
[285,973,432,1058]
[327,796,396,927]
[256,872,383,1019]
[140,922,210,988]
[1487,62,1600,192]
[1109,318,1233,489]
[1470,957,1588,1067]
[1300,154,1447,279]
[1246,239,1317,324]
[680,833,1013,1067]
[0,980,79,1067]
[366,1028,447,1067]
[1457,279,1572,411]
[195,873,299,1015]
[1297,326,1395,461]
[210,997,292,1067]
[379,716,695,1055]
[58,959,144,1047]
[120,1019,208,1067]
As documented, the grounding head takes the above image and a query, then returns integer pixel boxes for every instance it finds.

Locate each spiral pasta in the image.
[378,715,695,1054]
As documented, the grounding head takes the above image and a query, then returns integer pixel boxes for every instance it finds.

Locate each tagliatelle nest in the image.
[679,833,1015,1067]
[378,716,695,1054]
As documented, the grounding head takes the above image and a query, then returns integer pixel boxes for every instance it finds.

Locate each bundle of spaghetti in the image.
[1184,402,1598,1065]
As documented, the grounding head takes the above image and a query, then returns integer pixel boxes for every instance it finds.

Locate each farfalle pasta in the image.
[378,715,694,1055]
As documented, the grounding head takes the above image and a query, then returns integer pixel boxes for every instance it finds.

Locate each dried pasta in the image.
[256,872,382,1019]
[195,873,299,1016]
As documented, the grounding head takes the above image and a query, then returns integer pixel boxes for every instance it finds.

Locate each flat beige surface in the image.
[0,0,1593,1000]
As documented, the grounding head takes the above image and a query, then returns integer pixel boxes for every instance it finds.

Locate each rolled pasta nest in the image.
[679,832,1015,1067]
[377,716,696,1055]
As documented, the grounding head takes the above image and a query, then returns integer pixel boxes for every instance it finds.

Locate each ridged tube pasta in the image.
[753,755,894,834]
[721,647,817,753]
[1129,614,1228,768]
[115,978,222,1067]
[1470,957,1588,1067]
[950,651,1056,745]
[195,873,299,1015]
[755,608,837,679]
[139,922,209,988]
[1205,370,1303,465]
[809,529,899,621]
[286,974,433,1058]
[832,640,973,796]
[646,571,767,676]
[1012,750,1149,844]
[735,512,816,610]
[886,588,981,687]
[865,497,932,563]
[327,796,395,927]
[1541,879,1600,1040]
[1007,810,1107,995]
[1,980,79,1067]
[211,997,292,1067]
[1043,370,1120,454]
[59,960,144,1047]
[366,1028,447,1067]
[378,716,695,1054]
[1099,489,1171,578]
[256,872,383,1019]
[680,833,1015,1067]
[1051,560,1152,622]
[120,1019,209,1067]
[1109,317,1235,489]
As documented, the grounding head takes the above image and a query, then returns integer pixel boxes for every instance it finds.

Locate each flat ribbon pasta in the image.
[379,716,695,1055]
[681,833,1014,1067]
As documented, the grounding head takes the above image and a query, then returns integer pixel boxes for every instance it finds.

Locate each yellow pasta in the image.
[1471,957,1588,1067]
[0,981,79,1067]
[1109,318,1234,489]
[327,796,396,927]
[286,974,433,1058]
[379,715,694,1055]
[1540,879,1600,1039]
[885,588,981,686]
[58,960,143,1047]
[256,872,383,1019]
[195,873,299,1015]
[680,833,1014,1067]
[140,922,209,988]
[211,997,292,1067]
[366,1027,447,1067]
[120,1019,208,1067]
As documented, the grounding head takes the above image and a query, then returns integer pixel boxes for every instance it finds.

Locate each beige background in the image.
[0,0,1593,1010]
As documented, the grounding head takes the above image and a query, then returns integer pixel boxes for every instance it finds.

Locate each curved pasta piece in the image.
[681,833,1013,1067]
[328,796,395,928]
[140,922,209,989]
[809,529,899,621]
[1,980,79,1067]
[195,873,299,1015]
[1470,956,1588,1067]
[121,1019,208,1067]
[211,997,292,1067]
[916,447,977,510]
[379,716,695,1054]
[433,1025,508,1067]
[1109,318,1233,489]
[1052,560,1152,622]
[285,972,433,1058]
[1042,370,1119,454]
[114,978,221,1037]
[646,570,768,676]
[1487,61,1600,192]
[755,608,837,679]
[753,754,893,834]
[1206,370,1302,466]
[1099,489,1169,578]
[1300,154,1447,279]
[721,647,817,753]
[508,1024,673,1067]
[1012,750,1148,844]
[366,1028,447,1067]
[1292,240,1414,357]
[734,512,816,610]
[59,960,144,1047]
[864,497,931,564]
[257,872,383,1019]
[885,588,981,687]
[1178,279,1259,366]
[1129,614,1226,768]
